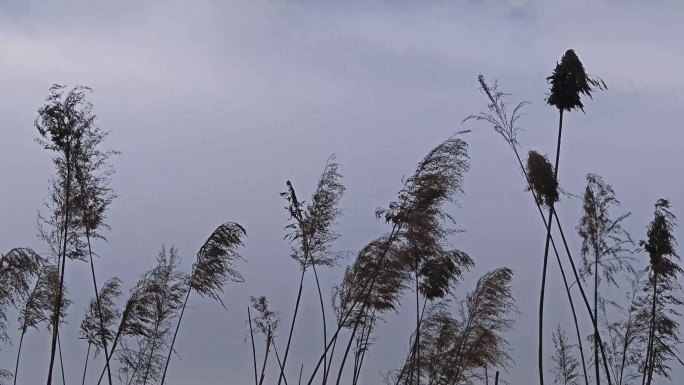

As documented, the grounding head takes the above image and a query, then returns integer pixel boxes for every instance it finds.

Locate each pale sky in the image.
[1,1,684,384]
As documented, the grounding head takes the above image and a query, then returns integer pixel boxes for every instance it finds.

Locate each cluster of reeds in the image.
[0,49,680,385]
[468,49,681,385]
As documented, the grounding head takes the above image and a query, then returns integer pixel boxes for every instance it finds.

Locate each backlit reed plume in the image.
[35,84,101,385]
[80,278,122,384]
[329,237,409,384]
[304,135,471,385]
[248,296,280,385]
[393,268,516,385]
[278,156,344,385]
[95,269,157,385]
[0,248,43,345]
[160,222,246,384]
[13,264,57,385]
[637,199,680,385]
[526,151,559,209]
[577,173,633,384]
[116,247,186,385]
[551,326,581,385]
[376,135,473,385]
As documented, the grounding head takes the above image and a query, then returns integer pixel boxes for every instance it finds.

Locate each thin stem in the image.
[414,262,421,385]
[277,268,307,385]
[272,339,290,385]
[47,149,72,385]
[13,331,26,385]
[645,273,658,385]
[310,262,328,385]
[258,330,272,385]
[510,145,589,385]
[249,307,259,385]
[539,108,564,385]
[58,330,67,385]
[86,233,114,385]
[160,286,192,384]
[335,310,363,385]
[594,252,600,385]
[352,312,376,385]
[394,299,428,385]
[322,327,339,385]
[553,238,590,385]
[96,301,133,385]
[554,213,614,385]
[82,343,92,385]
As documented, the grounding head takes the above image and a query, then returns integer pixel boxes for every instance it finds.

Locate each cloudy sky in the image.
[2,1,684,384]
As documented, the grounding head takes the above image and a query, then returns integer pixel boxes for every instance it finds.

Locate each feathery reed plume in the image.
[0,371,11,385]
[252,296,280,336]
[637,199,680,385]
[330,238,408,384]
[376,135,472,385]
[546,49,606,113]
[539,49,606,385]
[392,268,516,385]
[306,135,470,385]
[552,326,581,385]
[188,222,246,302]
[249,296,280,385]
[0,248,43,345]
[80,278,121,384]
[577,173,633,385]
[464,75,528,150]
[13,264,57,385]
[46,265,71,332]
[283,156,345,269]
[80,278,122,352]
[35,84,100,385]
[278,156,344,385]
[94,270,156,385]
[526,151,559,209]
[160,223,246,384]
[578,174,633,287]
[116,247,186,385]
[333,237,410,319]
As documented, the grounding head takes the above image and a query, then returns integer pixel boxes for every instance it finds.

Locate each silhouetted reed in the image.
[577,173,633,385]
[278,156,344,385]
[468,74,616,385]
[115,247,186,385]
[637,200,680,385]
[541,49,605,385]
[35,84,105,385]
[552,326,581,385]
[248,296,280,385]
[0,248,43,345]
[13,264,57,385]
[390,268,516,385]
[160,222,246,384]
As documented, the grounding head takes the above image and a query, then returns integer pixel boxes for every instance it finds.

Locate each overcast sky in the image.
[2,1,684,384]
